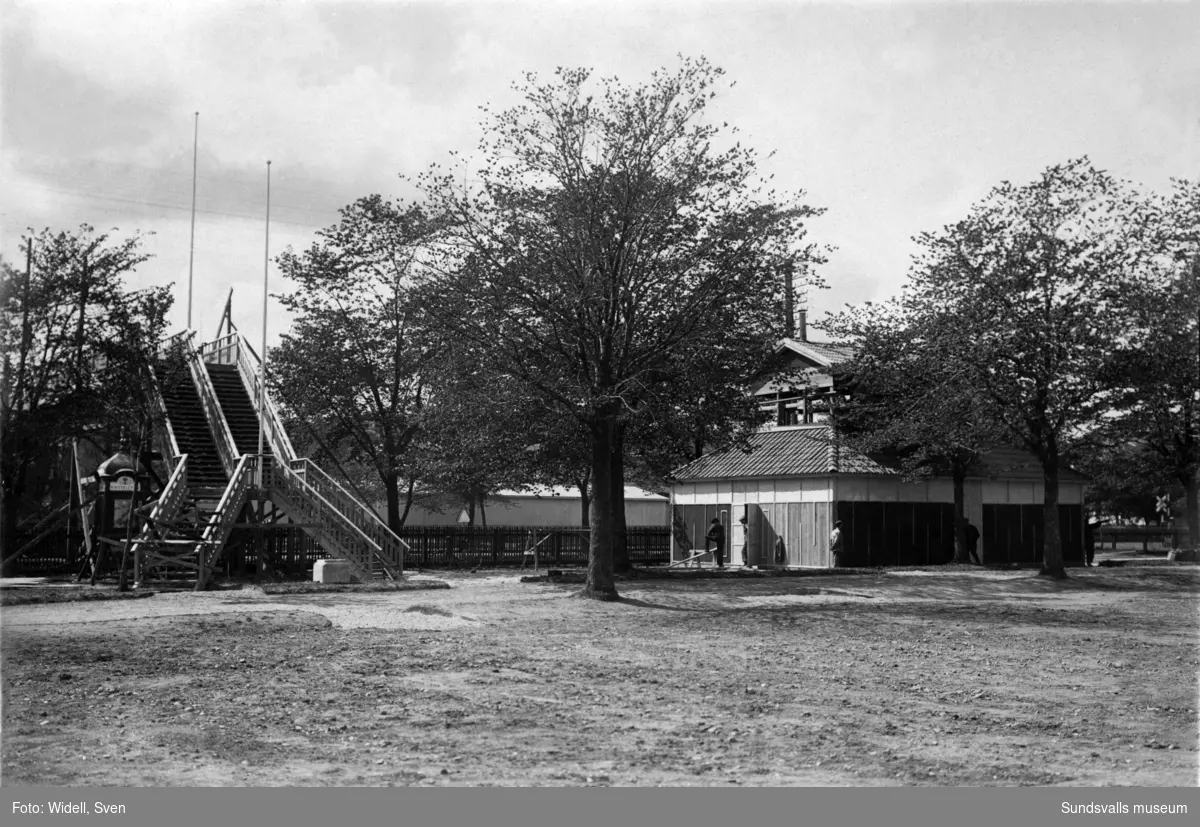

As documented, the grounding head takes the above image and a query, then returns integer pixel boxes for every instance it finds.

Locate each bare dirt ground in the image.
[2,564,1197,787]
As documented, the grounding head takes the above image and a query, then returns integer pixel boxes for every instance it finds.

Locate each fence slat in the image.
[11,521,672,574]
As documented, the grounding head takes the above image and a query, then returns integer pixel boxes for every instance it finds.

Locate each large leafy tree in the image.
[272,196,442,532]
[1072,441,1170,525]
[1103,178,1200,545]
[900,159,1156,577]
[414,344,548,526]
[1,225,170,558]
[420,59,822,598]
[823,298,1002,563]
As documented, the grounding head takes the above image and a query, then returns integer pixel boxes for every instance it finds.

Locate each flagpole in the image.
[257,160,271,486]
[187,112,199,330]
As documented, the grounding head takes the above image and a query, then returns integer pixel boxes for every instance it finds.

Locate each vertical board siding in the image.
[672,504,732,564]
[982,504,1085,564]
[836,501,957,566]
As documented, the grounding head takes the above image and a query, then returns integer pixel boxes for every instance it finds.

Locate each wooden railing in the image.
[130,455,190,584]
[1095,525,1191,552]
[195,454,257,589]
[144,350,183,477]
[196,332,239,366]
[291,458,407,572]
[73,441,95,561]
[266,460,400,581]
[183,337,240,478]
[0,501,74,570]
[197,333,298,462]
[197,333,400,571]
[398,526,672,569]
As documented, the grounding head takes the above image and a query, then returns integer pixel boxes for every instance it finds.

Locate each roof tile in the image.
[673,426,893,480]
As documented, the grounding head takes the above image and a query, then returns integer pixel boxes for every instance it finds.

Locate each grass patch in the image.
[0,588,157,607]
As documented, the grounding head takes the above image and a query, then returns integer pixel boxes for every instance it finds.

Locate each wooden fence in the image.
[208,525,672,573]
[6,523,672,576]
[398,526,670,569]
[1095,525,1190,552]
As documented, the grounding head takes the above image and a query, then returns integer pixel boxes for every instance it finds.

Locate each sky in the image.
[2,0,1198,350]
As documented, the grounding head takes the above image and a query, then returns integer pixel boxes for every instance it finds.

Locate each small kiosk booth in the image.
[92,452,151,582]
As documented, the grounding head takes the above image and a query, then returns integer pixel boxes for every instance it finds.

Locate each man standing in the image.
[829,520,844,568]
[964,520,981,565]
[706,517,726,569]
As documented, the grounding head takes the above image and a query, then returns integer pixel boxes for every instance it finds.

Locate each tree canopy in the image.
[1,225,170,556]
[272,196,443,532]
[416,59,824,597]
[825,159,1161,575]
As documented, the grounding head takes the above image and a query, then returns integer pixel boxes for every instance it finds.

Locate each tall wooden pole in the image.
[257,161,271,486]
[14,238,33,406]
[187,112,199,330]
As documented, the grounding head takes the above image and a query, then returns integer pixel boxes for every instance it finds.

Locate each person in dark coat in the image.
[829,521,845,568]
[706,518,726,569]
[965,521,981,565]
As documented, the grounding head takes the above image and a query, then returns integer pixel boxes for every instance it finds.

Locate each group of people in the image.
[701,515,984,568]
[702,517,854,568]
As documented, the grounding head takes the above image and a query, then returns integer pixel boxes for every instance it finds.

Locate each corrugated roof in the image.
[672,426,894,481]
[672,427,1090,484]
[779,339,857,367]
[497,485,668,501]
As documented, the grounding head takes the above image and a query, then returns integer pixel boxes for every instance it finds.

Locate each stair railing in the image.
[265,460,400,580]
[290,458,407,572]
[182,336,240,478]
[130,454,190,586]
[195,454,257,589]
[198,333,297,463]
[196,333,239,366]
[73,440,95,562]
[144,345,184,477]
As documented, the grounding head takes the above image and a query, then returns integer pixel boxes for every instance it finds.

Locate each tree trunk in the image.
[478,495,487,528]
[611,425,630,573]
[398,478,415,528]
[385,469,402,535]
[952,467,968,564]
[467,498,476,527]
[1040,445,1066,579]
[579,412,619,600]
[577,474,591,528]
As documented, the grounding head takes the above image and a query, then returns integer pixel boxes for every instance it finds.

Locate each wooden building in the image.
[398,486,670,527]
[670,425,1088,568]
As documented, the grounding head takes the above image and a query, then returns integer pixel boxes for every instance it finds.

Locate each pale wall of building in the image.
[402,495,670,527]
[671,475,1087,566]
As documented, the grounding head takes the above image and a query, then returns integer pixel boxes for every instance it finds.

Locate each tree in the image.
[1072,441,1170,525]
[420,59,822,598]
[1103,178,1200,546]
[414,345,548,526]
[272,196,442,533]
[822,298,1002,563]
[900,159,1155,577]
[1,225,169,561]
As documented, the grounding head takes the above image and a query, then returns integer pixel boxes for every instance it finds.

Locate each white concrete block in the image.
[313,558,355,583]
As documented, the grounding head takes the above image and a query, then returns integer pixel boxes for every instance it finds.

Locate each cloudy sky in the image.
[3,0,1198,348]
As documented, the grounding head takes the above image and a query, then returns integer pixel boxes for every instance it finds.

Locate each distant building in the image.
[400,485,670,527]
[752,335,856,427]
[670,424,1088,568]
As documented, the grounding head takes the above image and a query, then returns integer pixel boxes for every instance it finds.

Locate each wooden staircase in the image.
[129,331,409,585]
[154,364,228,488]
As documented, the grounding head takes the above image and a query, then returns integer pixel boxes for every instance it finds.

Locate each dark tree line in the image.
[824,164,1199,575]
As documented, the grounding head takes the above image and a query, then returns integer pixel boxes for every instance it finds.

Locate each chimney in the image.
[783,263,795,338]
[798,309,807,342]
